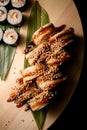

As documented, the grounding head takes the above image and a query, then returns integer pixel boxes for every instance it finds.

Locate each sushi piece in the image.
[7,9,23,26]
[0,28,3,41]
[25,42,50,65]
[15,86,40,106]
[0,0,10,7]
[49,28,75,51]
[32,23,56,45]
[27,90,54,111]
[0,7,7,22]
[21,64,46,83]
[11,0,26,10]
[21,64,45,77]
[7,82,30,102]
[46,49,70,65]
[36,72,66,91]
[3,28,19,45]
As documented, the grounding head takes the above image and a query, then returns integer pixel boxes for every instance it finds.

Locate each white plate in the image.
[0,0,84,130]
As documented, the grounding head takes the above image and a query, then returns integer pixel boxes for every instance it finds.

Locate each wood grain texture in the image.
[0,0,84,130]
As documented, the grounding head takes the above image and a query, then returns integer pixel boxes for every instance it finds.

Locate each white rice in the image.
[7,9,22,26]
[0,6,7,22]
[0,0,10,6]
[11,0,26,8]
[3,28,18,45]
[0,28,3,41]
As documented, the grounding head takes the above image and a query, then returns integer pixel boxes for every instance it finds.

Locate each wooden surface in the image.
[0,0,84,130]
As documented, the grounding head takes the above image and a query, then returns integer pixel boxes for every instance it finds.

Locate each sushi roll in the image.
[7,9,23,26]
[32,23,56,46]
[0,7,7,23]
[11,0,26,10]
[3,28,19,45]
[0,0,10,7]
[0,28,3,41]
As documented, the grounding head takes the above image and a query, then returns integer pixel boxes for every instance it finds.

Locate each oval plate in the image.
[0,0,84,130]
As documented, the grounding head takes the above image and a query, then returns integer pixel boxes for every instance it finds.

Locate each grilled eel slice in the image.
[20,63,60,84]
[27,90,55,111]
[7,83,30,102]
[49,27,75,51]
[15,85,41,107]
[21,63,46,83]
[32,23,57,45]
[36,69,66,91]
[7,82,39,102]
[25,42,50,66]
[46,49,70,65]
[17,64,59,85]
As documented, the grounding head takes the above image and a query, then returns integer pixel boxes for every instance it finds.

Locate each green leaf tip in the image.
[25,1,50,129]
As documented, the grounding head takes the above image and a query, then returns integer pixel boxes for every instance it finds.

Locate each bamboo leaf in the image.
[0,43,5,78]
[26,0,50,45]
[25,1,50,129]
[0,24,18,80]
[32,108,47,130]
[0,43,16,80]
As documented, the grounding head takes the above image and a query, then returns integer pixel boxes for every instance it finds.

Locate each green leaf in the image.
[25,1,50,129]
[0,43,16,80]
[32,108,47,130]
[0,43,4,78]
[0,24,19,80]
[26,0,50,46]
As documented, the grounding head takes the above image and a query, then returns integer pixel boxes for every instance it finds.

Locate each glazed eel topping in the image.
[7,23,75,111]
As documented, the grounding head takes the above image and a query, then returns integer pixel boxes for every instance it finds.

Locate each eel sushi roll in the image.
[11,0,26,10]
[0,28,3,41]
[7,9,23,26]
[0,0,10,7]
[0,7,7,23]
[3,28,19,45]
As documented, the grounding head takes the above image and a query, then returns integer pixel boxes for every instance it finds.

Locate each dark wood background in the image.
[48,0,87,129]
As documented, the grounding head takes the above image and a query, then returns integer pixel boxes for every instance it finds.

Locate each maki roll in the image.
[11,0,26,10]
[3,28,19,45]
[0,0,10,7]
[0,7,7,23]
[7,9,23,26]
[0,28,3,41]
